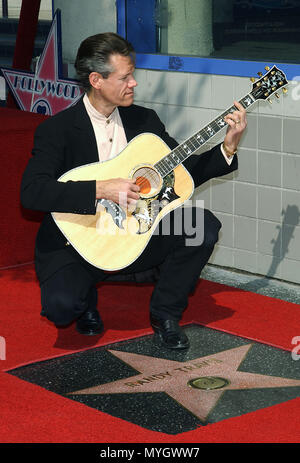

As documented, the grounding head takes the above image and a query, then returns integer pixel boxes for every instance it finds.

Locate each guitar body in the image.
[52,133,194,271]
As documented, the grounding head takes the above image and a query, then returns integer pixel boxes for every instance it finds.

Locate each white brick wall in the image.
[134,68,300,284]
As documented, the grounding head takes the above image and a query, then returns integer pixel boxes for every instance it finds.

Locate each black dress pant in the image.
[41,208,221,326]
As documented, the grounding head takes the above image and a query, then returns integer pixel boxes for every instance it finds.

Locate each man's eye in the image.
[121,73,134,81]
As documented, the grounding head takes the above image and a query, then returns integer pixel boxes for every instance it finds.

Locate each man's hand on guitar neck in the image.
[96,178,140,208]
[223,100,247,155]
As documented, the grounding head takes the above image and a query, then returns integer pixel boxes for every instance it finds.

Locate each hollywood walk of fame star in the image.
[69,344,300,422]
[1,10,82,115]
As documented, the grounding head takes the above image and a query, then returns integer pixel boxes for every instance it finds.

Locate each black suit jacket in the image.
[21,97,237,282]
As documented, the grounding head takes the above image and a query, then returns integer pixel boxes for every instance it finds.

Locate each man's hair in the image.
[74,32,135,92]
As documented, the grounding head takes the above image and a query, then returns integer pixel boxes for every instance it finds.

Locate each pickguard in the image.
[132,172,178,234]
[97,173,178,234]
[97,198,127,229]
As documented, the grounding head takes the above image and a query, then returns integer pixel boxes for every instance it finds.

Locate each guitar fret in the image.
[182,143,193,155]
[240,95,254,108]
[209,121,218,132]
[195,132,205,144]
[165,158,175,169]
[156,161,169,176]
[216,117,227,129]
[203,125,215,138]
[199,131,209,142]
[169,151,182,164]
[173,148,186,162]
[188,137,200,150]
[186,139,196,149]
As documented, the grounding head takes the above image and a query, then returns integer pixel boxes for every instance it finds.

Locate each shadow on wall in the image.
[245,204,300,290]
[268,205,300,279]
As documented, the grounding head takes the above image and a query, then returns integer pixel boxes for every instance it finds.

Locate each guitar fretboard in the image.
[154,93,255,177]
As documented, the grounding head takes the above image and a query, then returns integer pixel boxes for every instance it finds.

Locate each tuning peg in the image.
[265,66,270,71]
[267,98,273,104]
[250,77,256,82]
[258,72,263,77]
[282,88,288,94]
[275,93,280,99]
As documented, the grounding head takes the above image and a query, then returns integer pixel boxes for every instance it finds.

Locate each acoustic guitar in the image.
[52,66,288,270]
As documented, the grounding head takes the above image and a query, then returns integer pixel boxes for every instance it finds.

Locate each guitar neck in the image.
[154,92,256,177]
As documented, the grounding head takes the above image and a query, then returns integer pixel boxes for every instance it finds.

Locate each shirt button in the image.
[109,138,113,142]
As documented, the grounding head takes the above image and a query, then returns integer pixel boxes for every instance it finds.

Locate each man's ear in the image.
[88,72,103,90]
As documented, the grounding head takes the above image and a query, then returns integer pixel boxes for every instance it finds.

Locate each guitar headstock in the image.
[250,66,288,102]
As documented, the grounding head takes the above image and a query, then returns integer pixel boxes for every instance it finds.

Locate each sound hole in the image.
[135,176,151,194]
[131,166,162,198]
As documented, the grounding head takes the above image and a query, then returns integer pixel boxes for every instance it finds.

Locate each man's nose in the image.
[128,77,137,87]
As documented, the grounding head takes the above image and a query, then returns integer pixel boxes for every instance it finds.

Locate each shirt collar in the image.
[83,93,118,123]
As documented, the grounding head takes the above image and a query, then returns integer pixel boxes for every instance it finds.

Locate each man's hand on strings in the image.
[96,178,140,208]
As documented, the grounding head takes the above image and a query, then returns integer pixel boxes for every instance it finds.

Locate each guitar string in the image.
[134,99,249,190]
[155,69,287,177]
[133,70,287,188]
[155,99,249,178]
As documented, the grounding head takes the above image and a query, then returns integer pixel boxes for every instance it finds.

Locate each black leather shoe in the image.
[150,316,190,350]
[76,308,104,336]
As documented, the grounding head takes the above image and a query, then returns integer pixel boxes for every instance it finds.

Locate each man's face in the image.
[99,53,137,108]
